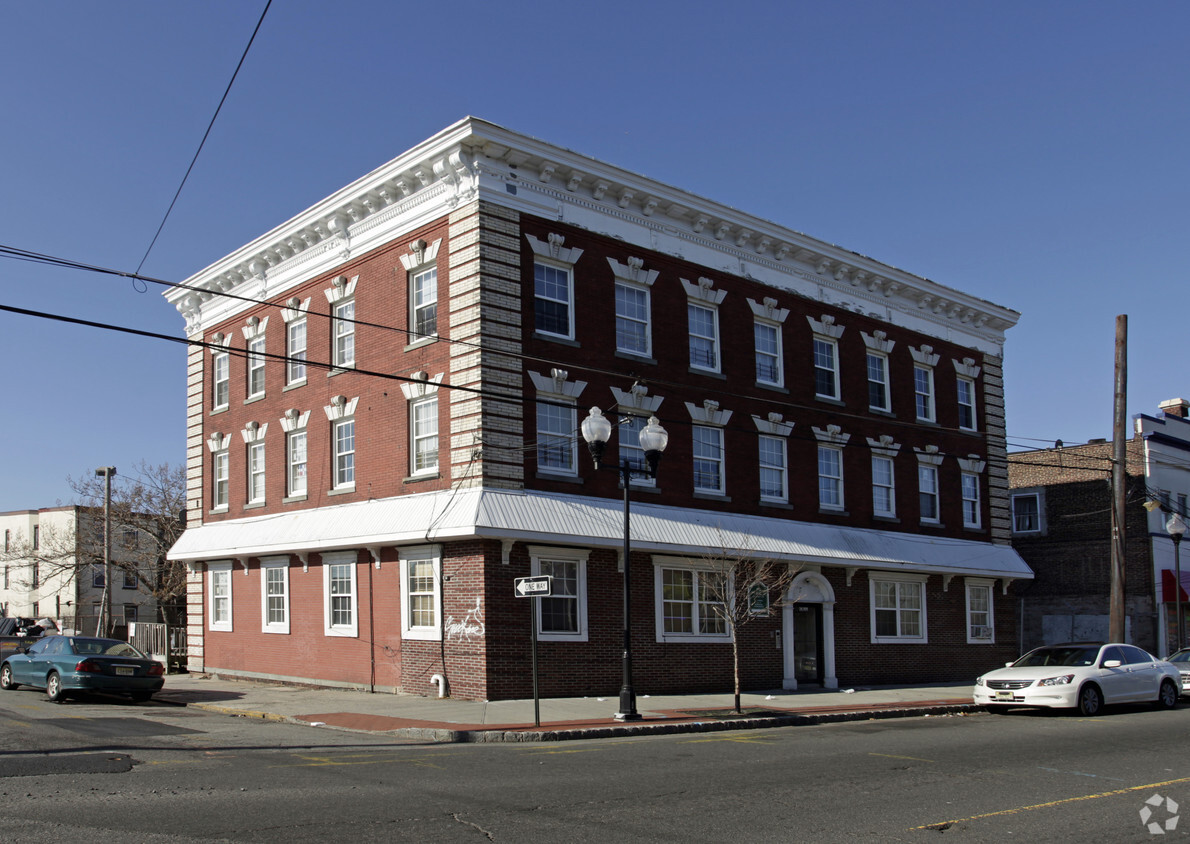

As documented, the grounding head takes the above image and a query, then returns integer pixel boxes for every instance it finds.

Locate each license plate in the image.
[995,690,1014,700]
[115,666,135,676]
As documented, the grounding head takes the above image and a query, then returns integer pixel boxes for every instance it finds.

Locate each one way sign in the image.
[514,575,552,597]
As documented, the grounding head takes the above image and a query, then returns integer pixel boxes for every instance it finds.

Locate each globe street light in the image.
[581,407,667,721]
[1168,513,1187,650]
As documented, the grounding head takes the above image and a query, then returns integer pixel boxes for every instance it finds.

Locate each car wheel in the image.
[130,691,153,703]
[1157,679,1179,710]
[1077,683,1103,716]
[46,672,64,702]
[0,663,17,691]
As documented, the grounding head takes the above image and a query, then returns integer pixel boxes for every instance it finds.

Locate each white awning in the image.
[168,487,1033,580]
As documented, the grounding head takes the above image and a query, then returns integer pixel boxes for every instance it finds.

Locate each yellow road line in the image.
[870,753,934,763]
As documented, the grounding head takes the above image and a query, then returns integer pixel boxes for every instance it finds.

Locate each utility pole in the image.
[1110,316,1127,642]
[95,466,116,637]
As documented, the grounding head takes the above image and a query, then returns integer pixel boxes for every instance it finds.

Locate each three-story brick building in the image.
[166,118,1032,700]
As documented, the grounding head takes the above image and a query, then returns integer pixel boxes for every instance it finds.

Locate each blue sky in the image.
[2,1,1187,511]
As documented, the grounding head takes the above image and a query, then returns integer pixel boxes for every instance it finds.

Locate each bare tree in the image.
[696,545,800,713]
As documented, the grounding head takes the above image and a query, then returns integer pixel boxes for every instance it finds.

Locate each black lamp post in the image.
[1168,513,1187,650]
[580,407,668,721]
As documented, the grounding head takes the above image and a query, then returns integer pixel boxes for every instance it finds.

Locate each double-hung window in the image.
[615,282,651,357]
[333,299,355,368]
[411,396,439,476]
[212,351,230,410]
[655,563,731,642]
[212,449,229,511]
[536,401,577,476]
[247,336,266,399]
[871,574,927,642]
[530,547,589,641]
[693,425,725,495]
[688,303,720,372]
[813,337,840,400]
[261,558,289,634]
[209,562,232,632]
[534,261,574,339]
[758,435,788,503]
[918,465,940,524]
[412,266,438,339]
[287,431,308,498]
[867,352,891,412]
[957,376,977,431]
[966,579,994,642]
[333,419,355,490]
[286,317,307,385]
[618,413,654,486]
[400,547,442,641]
[322,552,358,637]
[247,442,266,504]
[961,472,981,528]
[872,455,896,517]
[754,321,783,386]
[818,446,844,510]
[1012,493,1041,533]
[914,365,935,422]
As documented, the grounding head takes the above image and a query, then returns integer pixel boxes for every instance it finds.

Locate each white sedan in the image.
[974,642,1181,716]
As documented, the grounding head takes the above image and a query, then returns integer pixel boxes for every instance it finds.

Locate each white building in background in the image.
[0,507,158,635]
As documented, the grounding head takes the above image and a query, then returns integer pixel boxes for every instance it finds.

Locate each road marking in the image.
[870,753,934,763]
[1038,765,1125,781]
[526,747,604,755]
[913,774,1190,830]
[681,735,776,745]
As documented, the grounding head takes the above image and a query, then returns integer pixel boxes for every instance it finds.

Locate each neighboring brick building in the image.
[166,118,1031,700]
[1009,399,1190,657]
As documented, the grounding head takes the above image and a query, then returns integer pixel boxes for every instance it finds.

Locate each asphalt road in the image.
[1,690,1188,842]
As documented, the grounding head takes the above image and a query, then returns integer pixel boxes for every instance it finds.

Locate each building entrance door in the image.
[793,604,823,686]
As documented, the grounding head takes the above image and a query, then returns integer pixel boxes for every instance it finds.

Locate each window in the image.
[754,321,783,386]
[31,561,38,587]
[400,547,442,641]
[688,303,720,372]
[333,298,355,368]
[261,559,290,634]
[534,261,573,339]
[32,525,38,550]
[323,553,358,637]
[121,528,138,549]
[333,419,355,489]
[530,547,589,641]
[247,336,266,398]
[758,435,788,502]
[286,317,307,385]
[248,442,266,504]
[867,353,891,412]
[213,449,229,510]
[655,563,731,642]
[818,446,844,510]
[693,425,725,495]
[287,431,308,498]
[615,282,651,356]
[1012,493,1041,533]
[91,565,105,588]
[617,413,654,486]
[123,604,138,625]
[411,396,439,475]
[122,569,137,589]
[872,455,896,517]
[914,365,935,422]
[537,401,577,475]
[957,377,977,431]
[966,580,994,643]
[209,562,232,631]
[962,472,981,528]
[212,351,230,409]
[412,266,438,338]
[871,575,927,642]
[918,465,940,524]
[813,337,840,400]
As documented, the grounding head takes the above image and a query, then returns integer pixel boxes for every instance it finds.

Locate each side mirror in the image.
[1103,659,1122,668]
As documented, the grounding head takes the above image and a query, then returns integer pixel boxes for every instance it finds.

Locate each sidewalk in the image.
[154,673,980,743]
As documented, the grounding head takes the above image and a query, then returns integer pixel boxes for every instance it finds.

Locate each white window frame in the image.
[533,260,575,340]
[957,376,977,431]
[529,546,589,642]
[333,418,355,490]
[333,298,356,369]
[870,572,928,644]
[961,472,981,528]
[286,317,307,385]
[813,337,840,400]
[966,578,995,643]
[615,280,652,358]
[693,425,726,495]
[287,430,308,498]
[872,455,896,518]
[536,400,577,477]
[918,464,940,524]
[399,546,442,641]
[867,352,891,412]
[212,449,229,512]
[758,434,788,503]
[914,365,936,422]
[247,441,266,504]
[617,413,655,487]
[208,562,233,632]
[322,551,358,638]
[247,336,266,399]
[653,559,733,643]
[754,320,783,387]
[411,395,439,476]
[818,445,844,510]
[687,302,720,373]
[212,351,230,410]
[260,557,290,634]
[1012,492,1042,533]
[411,265,438,340]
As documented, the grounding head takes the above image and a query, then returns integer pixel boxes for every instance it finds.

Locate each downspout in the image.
[368,555,375,694]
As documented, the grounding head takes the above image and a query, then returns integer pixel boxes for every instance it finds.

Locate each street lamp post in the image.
[1167,513,1187,650]
[580,407,668,722]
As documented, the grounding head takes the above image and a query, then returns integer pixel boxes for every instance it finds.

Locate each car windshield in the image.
[1012,646,1101,667]
[1168,650,1190,664]
[67,638,146,658]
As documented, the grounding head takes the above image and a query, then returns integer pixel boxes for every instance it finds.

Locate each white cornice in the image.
[166,117,1021,353]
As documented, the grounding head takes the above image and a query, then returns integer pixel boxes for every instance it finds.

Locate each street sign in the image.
[514,575,552,597]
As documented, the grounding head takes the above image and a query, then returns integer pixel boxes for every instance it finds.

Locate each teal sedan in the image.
[0,636,165,702]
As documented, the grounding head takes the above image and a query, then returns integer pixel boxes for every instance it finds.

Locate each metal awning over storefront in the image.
[168,488,1034,581]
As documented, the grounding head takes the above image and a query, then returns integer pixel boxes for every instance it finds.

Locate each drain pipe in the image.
[431,673,448,699]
